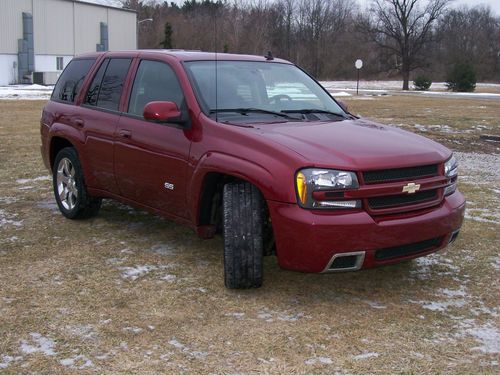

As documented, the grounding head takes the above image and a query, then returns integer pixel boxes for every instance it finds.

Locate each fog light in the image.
[444,183,456,196]
[312,200,361,209]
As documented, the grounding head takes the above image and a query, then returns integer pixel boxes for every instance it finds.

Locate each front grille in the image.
[375,237,443,261]
[368,189,438,209]
[363,164,438,184]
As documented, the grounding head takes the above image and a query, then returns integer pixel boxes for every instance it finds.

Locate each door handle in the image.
[118,129,132,139]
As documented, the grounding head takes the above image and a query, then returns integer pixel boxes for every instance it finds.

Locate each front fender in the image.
[188,151,295,224]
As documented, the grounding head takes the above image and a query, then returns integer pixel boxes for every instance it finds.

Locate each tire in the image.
[223,181,264,289]
[53,147,101,219]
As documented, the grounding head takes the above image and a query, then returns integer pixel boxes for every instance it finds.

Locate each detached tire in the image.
[53,147,101,219]
[223,182,264,289]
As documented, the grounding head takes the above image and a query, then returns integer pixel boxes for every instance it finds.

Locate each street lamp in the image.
[138,18,153,25]
[137,18,153,49]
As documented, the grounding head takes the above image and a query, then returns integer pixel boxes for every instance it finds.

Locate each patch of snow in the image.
[0,209,24,227]
[168,337,208,359]
[331,91,352,97]
[465,208,500,225]
[305,357,333,365]
[420,300,467,312]
[60,354,94,369]
[352,352,379,360]
[465,324,500,354]
[65,324,96,340]
[456,152,500,185]
[20,333,56,356]
[257,308,306,322]
[16,176,51,184]
[0,84,54,100]
[0,197,19,204]
[161,273,177,282]
[123,326,143,334]
[492,256,500,271]
[225,312,245,319]
[150,243,177,256]
[36,199,59,213]
[0,355,22,369]
[363,300,387,309]
[119,265,156,280]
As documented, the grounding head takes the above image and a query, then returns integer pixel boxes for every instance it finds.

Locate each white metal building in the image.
[0,0,137,85]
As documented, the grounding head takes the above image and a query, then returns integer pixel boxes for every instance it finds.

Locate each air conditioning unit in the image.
[33,71,60,85]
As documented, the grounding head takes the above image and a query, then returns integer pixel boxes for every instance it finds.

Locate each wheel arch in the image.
[50,136,75,171]
[190,152,277,234]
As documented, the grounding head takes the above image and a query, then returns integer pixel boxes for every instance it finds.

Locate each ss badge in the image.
[164,182,174,190]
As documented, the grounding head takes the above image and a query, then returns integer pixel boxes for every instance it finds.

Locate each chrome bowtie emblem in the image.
[402,182,420,194]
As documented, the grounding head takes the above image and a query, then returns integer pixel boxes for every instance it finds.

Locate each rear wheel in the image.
[223,181,264,289]
[53,147,101,219]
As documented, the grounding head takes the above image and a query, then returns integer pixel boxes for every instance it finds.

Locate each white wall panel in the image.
[0,55,18,85]
[35,55,74,72]
[74,2,108,54]
[108,9,137,50]
[0,0,32,54]
[33,0,74,55]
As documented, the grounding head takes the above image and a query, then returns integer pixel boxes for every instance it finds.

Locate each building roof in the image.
[69,0,136,13]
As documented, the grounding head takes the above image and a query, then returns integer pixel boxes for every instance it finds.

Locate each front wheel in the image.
[53,147,101,219]
[223,182,264,289]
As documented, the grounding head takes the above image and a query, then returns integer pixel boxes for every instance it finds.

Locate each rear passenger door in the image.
[114,59,191,219]
[79,58,132,194]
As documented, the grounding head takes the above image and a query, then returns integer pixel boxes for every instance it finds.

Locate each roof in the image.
[74,50,293,64]
[70,0,136,13]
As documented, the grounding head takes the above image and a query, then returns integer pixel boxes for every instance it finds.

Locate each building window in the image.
[56,57,64,71]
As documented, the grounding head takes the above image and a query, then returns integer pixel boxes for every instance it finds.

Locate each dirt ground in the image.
[0,97,499,374]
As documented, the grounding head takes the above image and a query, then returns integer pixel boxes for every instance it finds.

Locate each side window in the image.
[85,59,109,106]
[128,60,184,117]
[51,58,95,103]
[84,58,131,111]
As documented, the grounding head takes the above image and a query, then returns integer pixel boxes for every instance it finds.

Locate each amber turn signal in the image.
[296,172,307,204]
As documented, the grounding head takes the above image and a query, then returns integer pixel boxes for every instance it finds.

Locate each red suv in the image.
[40,50,465,288]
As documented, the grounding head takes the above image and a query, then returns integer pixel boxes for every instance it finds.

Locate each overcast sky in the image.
[87,0,500,16]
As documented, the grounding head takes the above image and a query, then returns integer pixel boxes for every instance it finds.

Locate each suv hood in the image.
[253,118,451,170]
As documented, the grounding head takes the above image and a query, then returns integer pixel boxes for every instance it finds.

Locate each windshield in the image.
[184,61,345,121]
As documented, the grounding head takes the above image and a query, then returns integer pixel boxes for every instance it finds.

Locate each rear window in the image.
[51,59,95,103]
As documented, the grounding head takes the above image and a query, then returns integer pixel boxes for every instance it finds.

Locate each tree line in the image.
[125,0,500,89]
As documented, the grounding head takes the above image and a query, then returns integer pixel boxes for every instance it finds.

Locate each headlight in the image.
[444,155,458,196]
[444,155,458,178]
[295,168,360,209]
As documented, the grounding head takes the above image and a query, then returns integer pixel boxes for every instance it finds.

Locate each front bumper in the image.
[267,190,465,273]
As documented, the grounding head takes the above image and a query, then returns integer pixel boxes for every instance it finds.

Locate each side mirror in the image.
[143,101,182,123]
[338,100,349,113]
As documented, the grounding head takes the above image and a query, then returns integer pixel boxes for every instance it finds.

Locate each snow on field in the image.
[352,352,380,360]
[60,354,94,369]
[305,356,333,365]
[20,333,56,356]
[0,355,22,369]
[168,337,209,359]
[16,176,51,184]
[320,80,500,92]
[0,84,53,100]
[0,208,23,227]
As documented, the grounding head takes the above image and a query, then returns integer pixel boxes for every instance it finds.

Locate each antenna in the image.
[214,5,218,122]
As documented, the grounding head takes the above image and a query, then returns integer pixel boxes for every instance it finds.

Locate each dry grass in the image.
[0,98,499,374]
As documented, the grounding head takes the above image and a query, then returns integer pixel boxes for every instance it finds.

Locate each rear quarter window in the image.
[51,59,96,104]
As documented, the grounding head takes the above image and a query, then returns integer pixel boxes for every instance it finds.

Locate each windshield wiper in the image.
[210,108,299,120]
[281,109,349,119]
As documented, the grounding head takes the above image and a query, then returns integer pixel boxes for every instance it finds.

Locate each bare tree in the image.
[360,0,451,89]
